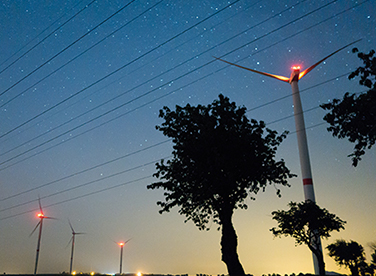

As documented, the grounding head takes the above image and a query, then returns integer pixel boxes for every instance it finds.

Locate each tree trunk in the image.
[314,249,326,276]
[350,264,360,276]
[220,208,246,276]
[309,242,325,276]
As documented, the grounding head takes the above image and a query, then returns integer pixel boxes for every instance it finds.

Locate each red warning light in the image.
[37,213,44,218]
[292,65,301,70]
[118,242,125,246]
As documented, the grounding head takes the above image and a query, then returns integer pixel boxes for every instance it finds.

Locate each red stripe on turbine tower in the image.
[303,178,313,185]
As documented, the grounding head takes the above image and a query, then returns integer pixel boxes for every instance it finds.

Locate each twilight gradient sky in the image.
[0,0,375,275]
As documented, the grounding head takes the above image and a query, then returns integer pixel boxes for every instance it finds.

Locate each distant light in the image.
[137,272,142,276]
[90,272,95,276]
[72,271,76,275]
[292,65,301,70]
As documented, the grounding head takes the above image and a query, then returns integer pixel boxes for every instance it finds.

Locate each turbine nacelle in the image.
[37,213,44,218]
[290,65,301,83]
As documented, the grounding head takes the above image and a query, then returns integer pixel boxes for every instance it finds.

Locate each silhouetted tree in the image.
[327,239,366,276]
[367,242,376,274]
[321,48,376,166]
[270,201,346,276]
[147,95,295,276]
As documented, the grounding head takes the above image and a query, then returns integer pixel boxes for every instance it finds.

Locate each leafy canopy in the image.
[148,95,295,230]
[271,201,346,249]
[321,48,376,166]
[327,239,366,276]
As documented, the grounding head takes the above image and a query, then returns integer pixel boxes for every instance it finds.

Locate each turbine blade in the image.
[124,238,132,244]
[30,221,41,237]
[213,56,290,82]
[299,39,362,79]
[66,237,73,249]
[68,219,75,233]
[44,216,57,220]
[38,197,43,213]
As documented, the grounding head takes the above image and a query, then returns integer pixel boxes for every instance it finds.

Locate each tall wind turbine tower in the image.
[68,220,85,274]
[30,199,54,275]
[117,239,131,274]
[214,40,359,275]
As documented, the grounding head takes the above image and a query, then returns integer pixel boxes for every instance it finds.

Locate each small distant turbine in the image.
[213,39,360,275]
[68,220,85,274]
[117,239,131,274]
[30,198,55,275]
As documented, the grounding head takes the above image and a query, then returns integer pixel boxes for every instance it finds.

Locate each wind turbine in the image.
[214,39,360,275]
[68,220,85,274]
[30,198,54,275]
[117,239,131,274]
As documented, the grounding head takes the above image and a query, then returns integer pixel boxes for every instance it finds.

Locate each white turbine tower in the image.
[214,39,360,275]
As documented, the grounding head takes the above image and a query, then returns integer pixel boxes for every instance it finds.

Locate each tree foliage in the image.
[148,94,295,230]
[270,201,346,276]
[147,94,295,276]
[321,48,376,166]
[327,239,366,276]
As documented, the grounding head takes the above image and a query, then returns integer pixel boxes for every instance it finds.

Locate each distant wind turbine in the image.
[30,198,55,275]
[214,39,360,275]
[68,220,85,274]
[117,239,131,274]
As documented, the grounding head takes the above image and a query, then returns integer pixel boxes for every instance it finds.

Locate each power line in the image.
[0,155,170,212]
[267,89,368,126]
[246,72,350,113]
[0,0,367,219]
[0,0,362,170]
[0,0,300,159]
[216,0,368,74]
[0,0,137,99]
[1,87,353,221]
[0,139,170,200]
[0,0,95,74]
[0,0,258,148]
[0,0,238,138]
[0,175,154,221]
[0,0,164,109]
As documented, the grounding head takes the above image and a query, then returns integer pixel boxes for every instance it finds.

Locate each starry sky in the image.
[0,0,375,275]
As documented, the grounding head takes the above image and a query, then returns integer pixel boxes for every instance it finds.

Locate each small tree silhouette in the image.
[327,239,366,276]
[270,201,346,276]
[321,48,376,166]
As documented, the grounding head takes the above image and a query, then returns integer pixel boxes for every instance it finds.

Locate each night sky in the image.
[0,0,375,275]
